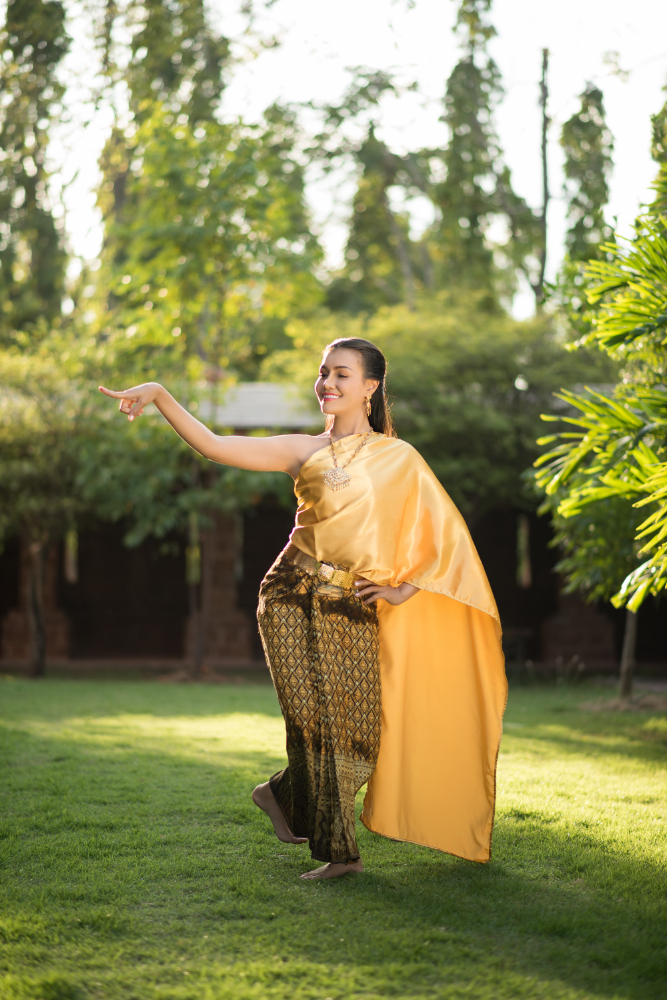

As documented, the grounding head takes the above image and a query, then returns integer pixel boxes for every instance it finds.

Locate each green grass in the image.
[0,677,666,1000]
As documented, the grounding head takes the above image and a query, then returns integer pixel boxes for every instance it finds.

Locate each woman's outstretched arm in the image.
[98,382,318,475]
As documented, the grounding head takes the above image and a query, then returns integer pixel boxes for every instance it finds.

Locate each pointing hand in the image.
[98,383,162,422]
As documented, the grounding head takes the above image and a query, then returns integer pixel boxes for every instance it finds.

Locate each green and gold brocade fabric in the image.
[257,551,380,864]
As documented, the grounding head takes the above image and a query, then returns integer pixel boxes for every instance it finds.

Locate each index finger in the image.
[99,386,135,399]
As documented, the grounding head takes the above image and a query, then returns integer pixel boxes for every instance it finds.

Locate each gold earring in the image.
[366,395,372,417]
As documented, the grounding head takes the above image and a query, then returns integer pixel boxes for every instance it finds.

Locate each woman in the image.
[100,337,506,880]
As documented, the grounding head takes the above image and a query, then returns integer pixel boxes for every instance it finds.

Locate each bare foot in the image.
[300,859,364,880]
[251,782,308,845]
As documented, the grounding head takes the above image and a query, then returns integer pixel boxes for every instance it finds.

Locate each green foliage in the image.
[0,346,87,546]
[125,0,231,123]
[76,405,293,548]
[0,0,69,342]
[426,0,541,302]
[554,85,615,340]
[306,67,404,160]
[454,0,496,48]
[95,105,322,383]
[432,27,500,292]
[535,352,667,610]
[583,217,667,368]
[561,85,614,263]
[1,678,666,999]
[535,85,667,610]
[0,0,314,567]
[541,492,644,603]
[264,296,615,521]
[0,333,292,552]
[311,13,541,313]
[650,95,667,165]
[92,0,239,372]
[306,69,428,313]
[326,127,421,313]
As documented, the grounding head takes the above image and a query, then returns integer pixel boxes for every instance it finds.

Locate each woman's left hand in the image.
[354,578,419,606]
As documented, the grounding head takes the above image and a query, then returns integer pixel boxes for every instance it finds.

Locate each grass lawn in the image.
[0,677,666,1000]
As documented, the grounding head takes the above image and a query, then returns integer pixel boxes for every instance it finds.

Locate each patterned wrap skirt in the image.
[257,546,381,863]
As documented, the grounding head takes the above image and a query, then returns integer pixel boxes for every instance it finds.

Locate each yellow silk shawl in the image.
[289,432,507,863]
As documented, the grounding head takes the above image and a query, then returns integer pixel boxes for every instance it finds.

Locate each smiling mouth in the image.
[321,393,340,401]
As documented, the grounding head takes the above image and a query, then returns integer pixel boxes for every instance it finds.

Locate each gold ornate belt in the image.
[284,544,358,589]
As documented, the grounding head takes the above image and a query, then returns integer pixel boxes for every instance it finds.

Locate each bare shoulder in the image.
[270,432,330,477]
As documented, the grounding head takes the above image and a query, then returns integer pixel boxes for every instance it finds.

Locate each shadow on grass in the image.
[1,721,666,1000]
[0,677,283,731]
[503,686,667,767]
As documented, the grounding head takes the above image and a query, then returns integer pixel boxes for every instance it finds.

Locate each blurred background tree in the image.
[555,83,615,339]
[305,68,426,314]
[95,104,321,386]
[0,346,88,675]
[312,2,545,315]
[534,109,667,692]
[5,0,667,679]
[0,0,69,344]
[427,0,541,305]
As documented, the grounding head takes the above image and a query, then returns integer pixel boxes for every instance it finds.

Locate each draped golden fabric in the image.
[290,433,506,863]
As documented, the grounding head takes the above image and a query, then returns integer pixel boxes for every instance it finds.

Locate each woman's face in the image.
[315,347,379,421]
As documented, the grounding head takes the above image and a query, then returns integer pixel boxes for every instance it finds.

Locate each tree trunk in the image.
[534,47,550,308]
[619,607,637,700]
[27,539,46,678]
[187,510,204,678]
[197,521,215,676]
[189,582,204,678]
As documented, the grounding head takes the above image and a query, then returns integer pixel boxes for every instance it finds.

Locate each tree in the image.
[124,0,230,124]
[533,131,667,693]
[0,347,86,674]
[561,85,614,262]
[326,126,419,314]
[0,0,69,343]
[0,331,294,674]
[94,105,322,385]
[534,382,666,696]
[534,94,667,632]
[427,0,541,305]
[82,3,321,674]
[87,103,319,675]
[430,0,500,294]
[305,68,427,313]
[93,0,233,288]
[305,8,545,313]
[556,84,614,337]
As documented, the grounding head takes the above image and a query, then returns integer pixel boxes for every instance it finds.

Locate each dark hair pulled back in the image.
[323,337,396,437]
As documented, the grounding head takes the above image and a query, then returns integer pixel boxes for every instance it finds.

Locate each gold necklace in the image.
[322,431,372,491]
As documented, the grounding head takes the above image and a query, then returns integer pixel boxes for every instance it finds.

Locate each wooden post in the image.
[27,539,46,677]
